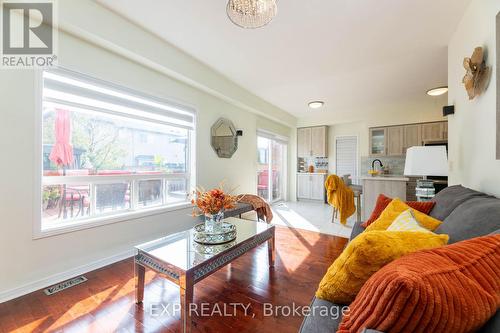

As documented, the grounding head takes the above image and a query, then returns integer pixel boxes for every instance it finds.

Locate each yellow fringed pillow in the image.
[387,209,432,233]
[315,230,449,304]
[365,198,442,232]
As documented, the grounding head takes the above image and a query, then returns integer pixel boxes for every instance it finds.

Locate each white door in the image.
[297,174,311,199]
[310,175,325,200]
[335,136,359,183]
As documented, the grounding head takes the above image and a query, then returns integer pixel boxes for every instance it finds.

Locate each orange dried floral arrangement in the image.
[191,184,238,217]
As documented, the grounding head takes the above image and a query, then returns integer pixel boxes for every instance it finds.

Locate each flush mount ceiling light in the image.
[226,0,277,29]
[308,101,324,109]
[426,86,448,96]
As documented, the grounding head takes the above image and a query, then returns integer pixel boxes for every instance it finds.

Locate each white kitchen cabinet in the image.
[297,127,312,158]
[311,126,327,157]
[297,126,328,157]
[297,174,311,199]
[297,173,326,201]
[310,174,325,200]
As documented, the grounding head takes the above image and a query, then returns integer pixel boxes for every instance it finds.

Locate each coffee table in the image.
[134,217,276,332]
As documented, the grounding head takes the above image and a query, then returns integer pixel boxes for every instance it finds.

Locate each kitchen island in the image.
[361,175,409,220]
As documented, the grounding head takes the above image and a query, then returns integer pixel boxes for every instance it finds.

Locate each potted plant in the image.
[43,186,60,210]
[191,185,237,233]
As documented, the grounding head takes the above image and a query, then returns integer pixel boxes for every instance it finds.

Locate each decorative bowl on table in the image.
[193,240,236,255]
[193,221,237,245]
[193,240,237,265]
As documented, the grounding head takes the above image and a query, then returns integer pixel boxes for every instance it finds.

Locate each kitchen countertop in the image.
[360,175,409,181]
[297,172,328,175]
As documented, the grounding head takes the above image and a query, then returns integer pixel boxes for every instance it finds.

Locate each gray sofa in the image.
[300,185,500,333]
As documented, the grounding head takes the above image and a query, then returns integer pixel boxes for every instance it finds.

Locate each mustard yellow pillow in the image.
[315,230,448,304]
[365,198,442,232]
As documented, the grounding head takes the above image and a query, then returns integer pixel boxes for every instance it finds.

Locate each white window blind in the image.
[39,68,196,235]
[335,136,358,182]
[43,68,196,130]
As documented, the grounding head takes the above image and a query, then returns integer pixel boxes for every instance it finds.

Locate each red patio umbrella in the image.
[49,108,73,168]
[49,108,74,219]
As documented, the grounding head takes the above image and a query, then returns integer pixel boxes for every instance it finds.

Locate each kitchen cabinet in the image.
[297,173,326,201]
[369,127,387,156]
[297,127,312,157]
[387,126,405,156]
[310,174,325,200]
[421,122,446,142]
[311,126,327,157]
[403,124,422,152]
[297,126,328,157]
[297,174,311,199]
[369,121,447,156]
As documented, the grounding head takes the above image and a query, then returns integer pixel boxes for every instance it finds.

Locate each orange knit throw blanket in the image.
[237,194,273,223]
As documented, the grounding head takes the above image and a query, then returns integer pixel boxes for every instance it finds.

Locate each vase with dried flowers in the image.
[191,185,238,233]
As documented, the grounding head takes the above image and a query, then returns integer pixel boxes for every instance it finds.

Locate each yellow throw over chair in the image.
[325,175,356,225]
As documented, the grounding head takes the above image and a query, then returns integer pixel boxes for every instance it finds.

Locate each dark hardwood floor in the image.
[0,226,347,333]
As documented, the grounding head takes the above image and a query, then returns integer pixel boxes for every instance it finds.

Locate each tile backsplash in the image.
[361,156,406,176]
[298,156,329,172]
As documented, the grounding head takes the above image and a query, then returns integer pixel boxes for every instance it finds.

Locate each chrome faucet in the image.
[371,159,384,171]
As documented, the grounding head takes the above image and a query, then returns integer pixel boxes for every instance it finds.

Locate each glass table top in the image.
[135,217,274,271]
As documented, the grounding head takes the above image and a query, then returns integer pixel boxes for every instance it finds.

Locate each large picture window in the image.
[39,68,196,233]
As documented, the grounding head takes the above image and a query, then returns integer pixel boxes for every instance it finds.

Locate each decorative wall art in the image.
[462,46,491,100]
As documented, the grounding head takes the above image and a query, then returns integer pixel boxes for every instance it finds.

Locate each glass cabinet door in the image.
[370,128,386,156]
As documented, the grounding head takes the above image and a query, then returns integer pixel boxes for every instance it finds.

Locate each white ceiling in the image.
[96,0,470,122]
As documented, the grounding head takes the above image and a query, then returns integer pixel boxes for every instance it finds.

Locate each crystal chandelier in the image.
[226,0,277,29]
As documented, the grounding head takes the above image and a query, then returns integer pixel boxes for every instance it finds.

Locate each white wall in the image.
[297,96,447,128]
[0,1,295,300]
[324,96,447,175]
[448,0,500,196]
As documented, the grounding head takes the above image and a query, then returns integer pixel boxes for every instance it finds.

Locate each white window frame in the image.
[256,129,288,203]
[33,69,197,239]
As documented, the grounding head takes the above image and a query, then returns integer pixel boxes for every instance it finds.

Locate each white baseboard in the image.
[0,249,135,303]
